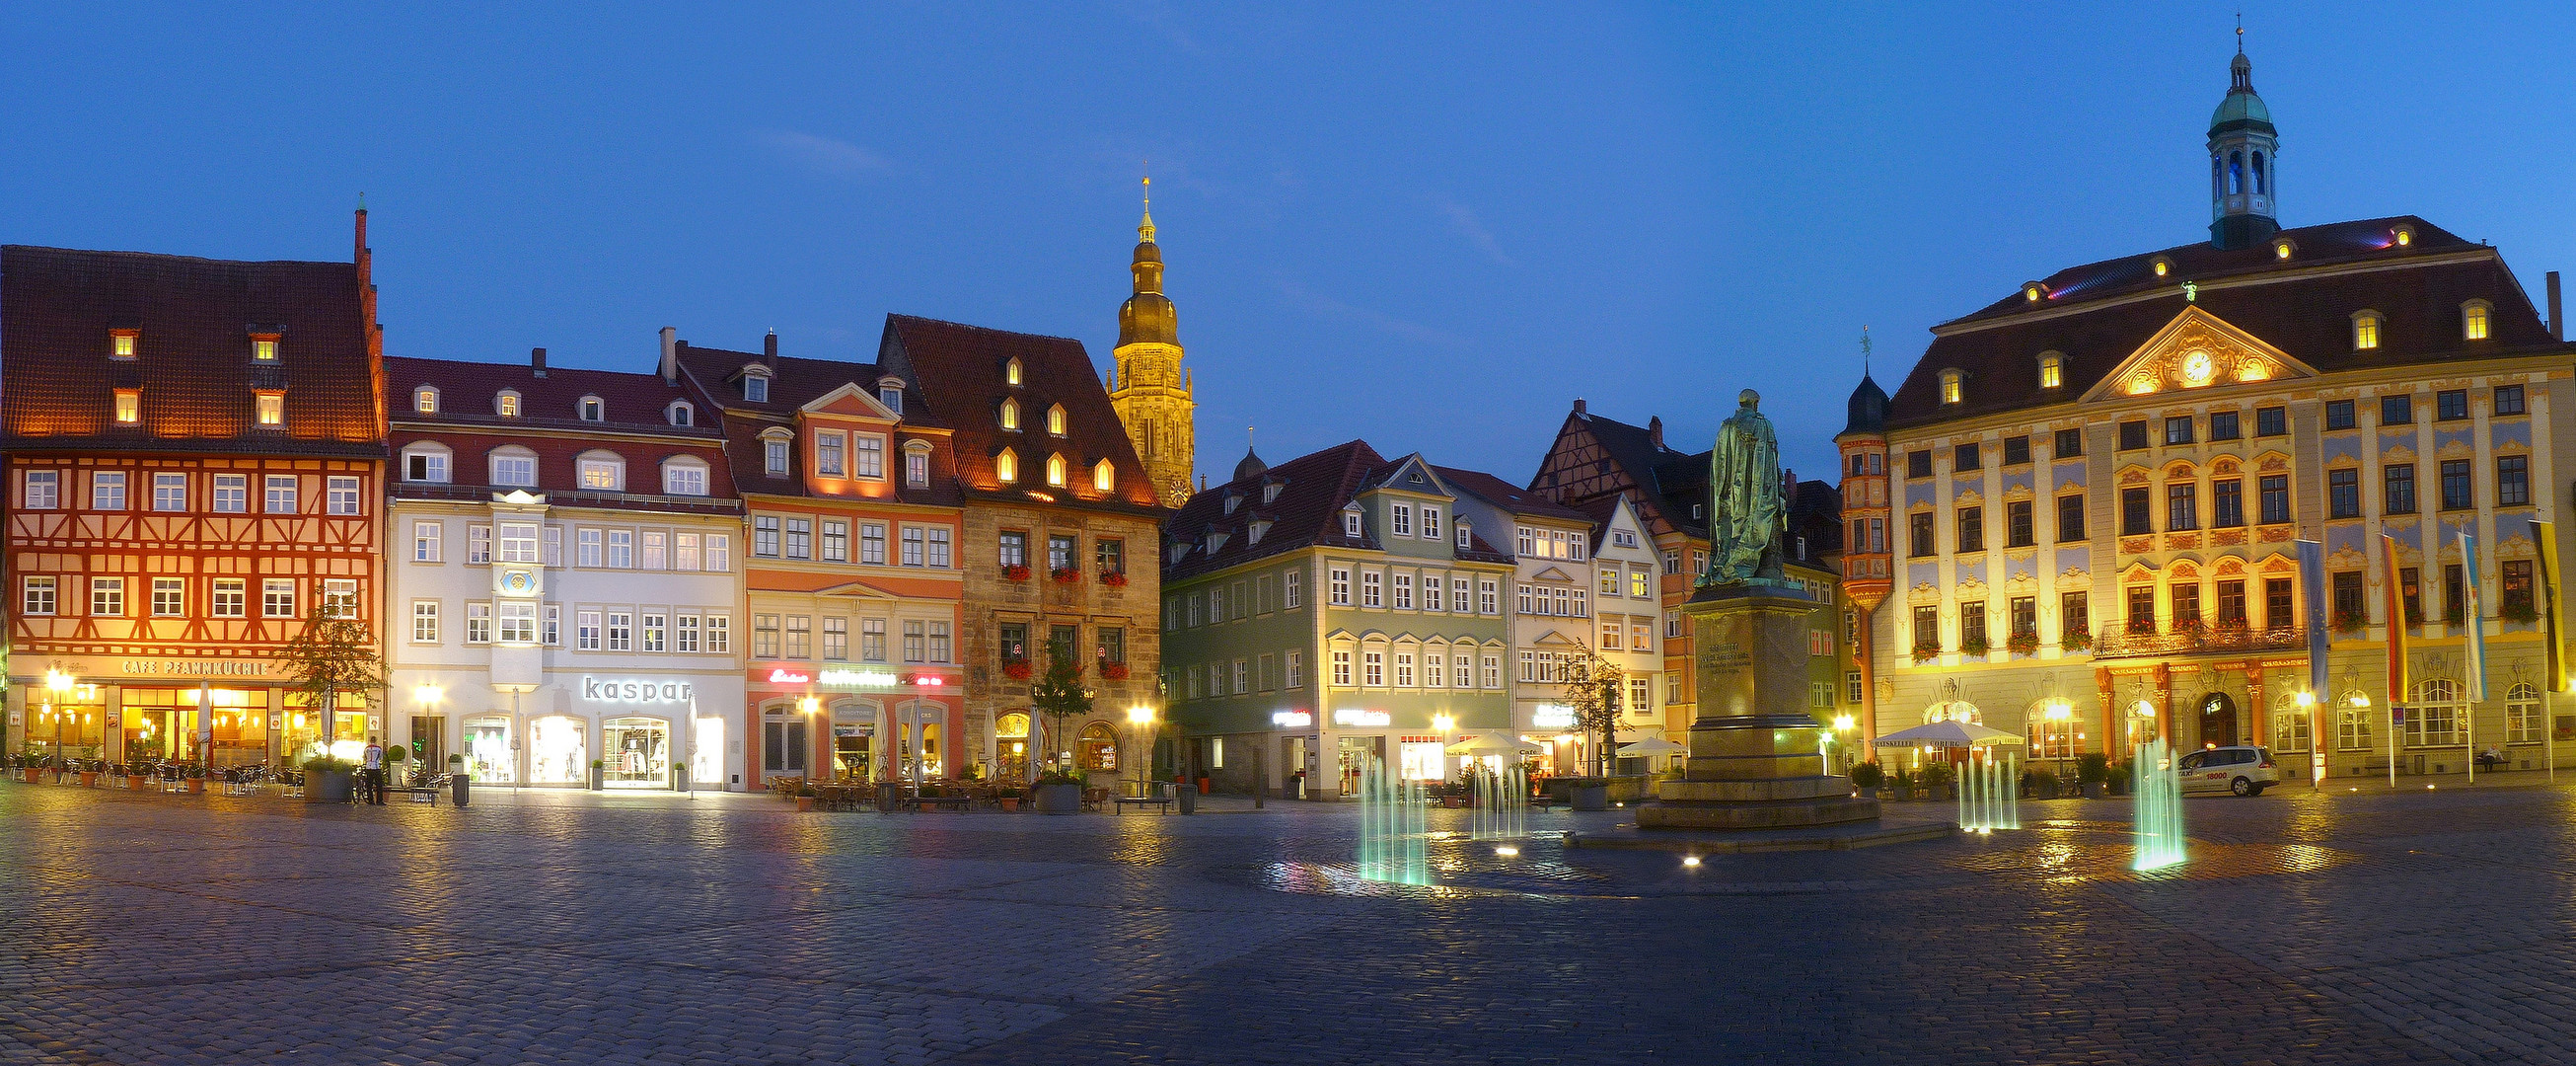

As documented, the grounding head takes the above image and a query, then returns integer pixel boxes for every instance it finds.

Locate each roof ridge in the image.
[888,313,1083,346]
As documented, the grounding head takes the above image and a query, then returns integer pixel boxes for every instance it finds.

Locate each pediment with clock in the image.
[2080,306,2320,403]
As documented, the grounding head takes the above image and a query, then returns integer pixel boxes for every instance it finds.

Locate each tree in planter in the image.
[1555,641,1624,779]
[277,602,387,751]
[1028,639,1093,782]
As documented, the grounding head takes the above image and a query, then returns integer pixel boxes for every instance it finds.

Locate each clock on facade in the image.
[2179,349,2216,387]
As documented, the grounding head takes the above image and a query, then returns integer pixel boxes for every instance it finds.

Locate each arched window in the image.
[666,402,693,427]
[2509,682,2541,743]
[1045,452,1067,488]
[994,448,1018,484]
[401,442,452,484]
[1076,722,1117,771]
[1092,460,1114,493]
[412,386,438,415]
[495,390,521,417]
[661,456,709,496]
[999,399,1019,431]
[2228,151,2244,194]
[2250,151,2266,194]
[574,449,626,492]
[2406,678,2464,747]
[2036,352,2063,390]
[904,441,931,488]
[1005,357,1024,387]
[2464,300,2493,342]
[1939,369,1962,405]
[1046,404,1067,435]
[578,396,605,421]
[488,446,539,488]
[2352,311,2384,351]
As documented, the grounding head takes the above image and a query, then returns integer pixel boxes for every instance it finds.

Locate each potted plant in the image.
[447,752,472,806]
[1001,564,1032,582]
[2127,616,2158,636]
[2331,608,2367,636]
[1849,760,1884,800]
[303,754,357,803]
[589,759,606,791]
[1959,635,1990,657]
[794,784,818,812]
[1033,766,1085,814]
[1912,641,1942,665]
[2060,630,2093,654]
[77,763,98,788]
[1555,776,1610,811]
[2106,759,2134,797]
[1050,566,1082,584]
[2076,753,2110,799]
[1002,659,1033,681]
[1099,571,1129,587]
[995,786,1024,811]
[1890,767,1914,800]
[2169,616,2204,641]
[1098,662,1131,681]
[1918,762,1955,801]
[2023,767,2060,800]
[2005,632,2040,657]
[2503,599,2540,625]
[123,761,148,791]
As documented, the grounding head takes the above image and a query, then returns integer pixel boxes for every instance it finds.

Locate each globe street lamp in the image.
[2041,701,2075,781]
[1126,705,1155,796]
[1831,714,1857,776]
[45,669,74,767]
[1432,713,1455,782]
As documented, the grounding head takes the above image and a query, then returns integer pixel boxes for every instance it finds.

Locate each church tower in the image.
[2207,41,2280,251]
[1109,178,1197,507]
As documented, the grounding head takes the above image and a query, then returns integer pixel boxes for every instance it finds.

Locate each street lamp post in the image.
[1126,705,1155,798]
[2040,701,2074,782]
[1831,714,1857,777]
[1432,713,1455,784]
[45,669,75,770]
[2291,689,2318,789]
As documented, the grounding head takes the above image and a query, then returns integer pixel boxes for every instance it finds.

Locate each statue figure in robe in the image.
[1700,389,1789,588]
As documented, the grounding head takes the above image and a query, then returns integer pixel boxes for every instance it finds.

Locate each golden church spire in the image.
[1110,169,1195,507]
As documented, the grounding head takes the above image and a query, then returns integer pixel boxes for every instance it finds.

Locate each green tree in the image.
[277,602,385,749]
[1029,637,1093,777]
[1557,641,1624,777]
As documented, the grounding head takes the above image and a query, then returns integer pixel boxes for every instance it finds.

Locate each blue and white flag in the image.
[2298,539,2329,697]
[2461,527,2488,703]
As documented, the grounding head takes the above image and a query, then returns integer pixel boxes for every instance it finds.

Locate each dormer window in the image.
[2392,225,2414,248]
[2022,282,2046,303]
[1263,482,1283,504]
[1343,509,1362,538]
[251,334,279,361]
[254,391,284,427]
[2036,351,2064,390]
[1045,452,1067,488]
[1005,357,1023,386]
[879,386,902,415]
[2273,237,2295,261]
[994,448,1019,484]
[2464,300,2492,342]
[743,373,770,403]
[1223,494,1240,516]
[110,330,138,359]
[579,396,605,421]
[761,430,791,478]
[1249,519,1271,545]
[113,389,140,424]
[1939,369,1963,406]
[905,442,931,488]
[1206,531,1229,555]
[496,391,521,417]
[667,402,693,426]
[1046,404,1067,435]
[999,399,1020,430]
[1092,460,1114,493]
[413,386,439,415]
[1455,521,1472,550]
[2353,311,2384,351]
[2151,258,2172,278]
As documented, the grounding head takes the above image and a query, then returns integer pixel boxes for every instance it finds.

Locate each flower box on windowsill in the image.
[1099,663,1130,681]
[1100,571,1129,587]
[1911,645,1942,665]
[1050,568,1082,584]
[1002,660,1033,680]
[1001,565,1032,582]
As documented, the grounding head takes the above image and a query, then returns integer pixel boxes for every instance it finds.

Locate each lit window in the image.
[110,331,137,358]
[2353,312,2382,351]
[2037,353,2062,390]
[578,457,622,490]
[2393,226,2413,248]
[496,391,520,417]
[1093,460,1114,493]
[1047,404,1067,435]
[113,389,139,424]
[414,387,438,415]
[1939,370,1962,405]
[252,337,278,360]
[2152,259,2171,277]
[1045,453,1067,487]
[2465,301,2491,342]
[254,392,284,426]
[2274,240,2293,261]
[999,399,1019,430]
[1005,357,1022,386]
[995,449,1018,484]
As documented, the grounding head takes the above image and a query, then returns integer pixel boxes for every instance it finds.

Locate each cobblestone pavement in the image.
[3,781,2573,1064]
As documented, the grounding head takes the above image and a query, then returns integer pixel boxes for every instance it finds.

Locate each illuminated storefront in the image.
[742,665,961,786]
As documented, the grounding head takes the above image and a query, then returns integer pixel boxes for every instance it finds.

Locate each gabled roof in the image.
[1435,465,1591,524]
[388,355,725,439]
[673,340,961,506]
[2,244,384,456]
[878,314,1164,515]
[1889,216,2566,428]
[1165,439,1385,582]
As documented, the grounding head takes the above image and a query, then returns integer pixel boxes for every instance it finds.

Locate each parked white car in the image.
[2174,746,2279,797]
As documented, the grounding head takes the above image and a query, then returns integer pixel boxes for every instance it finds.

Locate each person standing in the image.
[361,737,386,805]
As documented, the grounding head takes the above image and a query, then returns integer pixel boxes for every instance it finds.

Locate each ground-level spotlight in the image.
[1681,856,1702,868]
[1495,846,1518,858]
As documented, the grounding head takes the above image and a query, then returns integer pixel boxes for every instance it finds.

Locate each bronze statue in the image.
[1700,389,1789,587]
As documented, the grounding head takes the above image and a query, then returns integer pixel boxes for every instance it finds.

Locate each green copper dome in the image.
[2209,52,2272,131]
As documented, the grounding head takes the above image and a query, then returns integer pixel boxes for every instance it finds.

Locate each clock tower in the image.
[1108,178,1197,507]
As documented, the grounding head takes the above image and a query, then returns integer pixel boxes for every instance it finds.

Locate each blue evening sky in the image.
[5,3,2571,487]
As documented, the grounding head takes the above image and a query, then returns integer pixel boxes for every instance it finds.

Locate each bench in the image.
[1527,793,1563,810]
[386,786,442,805]
[1114,795,1173,815]
[913,795,971,813]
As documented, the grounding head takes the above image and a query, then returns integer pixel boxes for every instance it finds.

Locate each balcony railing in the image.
[392,482,743,513]
[2092,625,2306,659]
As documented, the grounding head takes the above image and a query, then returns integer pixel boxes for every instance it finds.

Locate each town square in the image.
[4,4,2576,1063]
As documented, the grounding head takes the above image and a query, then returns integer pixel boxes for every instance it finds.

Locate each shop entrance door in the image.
[1336,735,1384,797]
[762,709,807,781]
[408,716,447,770]
[2199,693,2240,749]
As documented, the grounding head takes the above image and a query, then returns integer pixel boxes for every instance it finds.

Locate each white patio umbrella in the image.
[1445,732,1543,756]
[1872,721,2024,749]
[1615,737,1689,758]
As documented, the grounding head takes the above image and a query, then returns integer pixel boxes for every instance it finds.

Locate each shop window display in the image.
[528,716,588,785]
[1076,722,1119,771]
[465,716,515,784]
[601,717,671,788]
[994,712,1031,781]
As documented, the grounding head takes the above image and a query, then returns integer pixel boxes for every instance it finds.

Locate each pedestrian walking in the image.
[361,737,386,805]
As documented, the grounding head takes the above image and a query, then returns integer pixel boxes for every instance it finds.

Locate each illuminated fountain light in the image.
[1958,751,2022,832]
[1355,755,1429,885]
[2132,738,2186,872]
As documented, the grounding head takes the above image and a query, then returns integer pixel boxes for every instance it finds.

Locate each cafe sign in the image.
[119,659,271,678]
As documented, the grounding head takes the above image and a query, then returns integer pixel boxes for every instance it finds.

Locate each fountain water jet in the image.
[1356,755,1429,884]
[1958,751,2021,832]
[1468,762,1528,842]
[2131,738,2186,871]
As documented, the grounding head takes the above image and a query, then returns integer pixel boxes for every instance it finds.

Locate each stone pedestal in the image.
[1637,583,1880,831]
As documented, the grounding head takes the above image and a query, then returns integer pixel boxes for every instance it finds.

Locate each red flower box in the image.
[1100,571,1130,587]
[1050,567,1082,584]
[1002,565,1032,581]
[1099,663,1131,681]
[1002,661,1033,680]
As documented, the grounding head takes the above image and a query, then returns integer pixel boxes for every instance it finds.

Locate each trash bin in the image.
[453,775,471,807]
[1177,783,1198,814]
[878,784,903,813]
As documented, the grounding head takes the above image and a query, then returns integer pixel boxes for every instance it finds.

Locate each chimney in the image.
[531,347,548,377]
[1572,398,1586,416]
[765,331,777,359]
[2549,271,2563,342]
[658,326,679,385]
[1648,416,1664,450]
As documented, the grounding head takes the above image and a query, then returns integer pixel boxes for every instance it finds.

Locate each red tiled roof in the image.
[879,315,1164,515]
[673,341,963,507]
[1888,216,2567,428]
[1432,465,1592,523]
[1163,439,1385,582]
[1,245,383,456]
[387,355,727,438]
